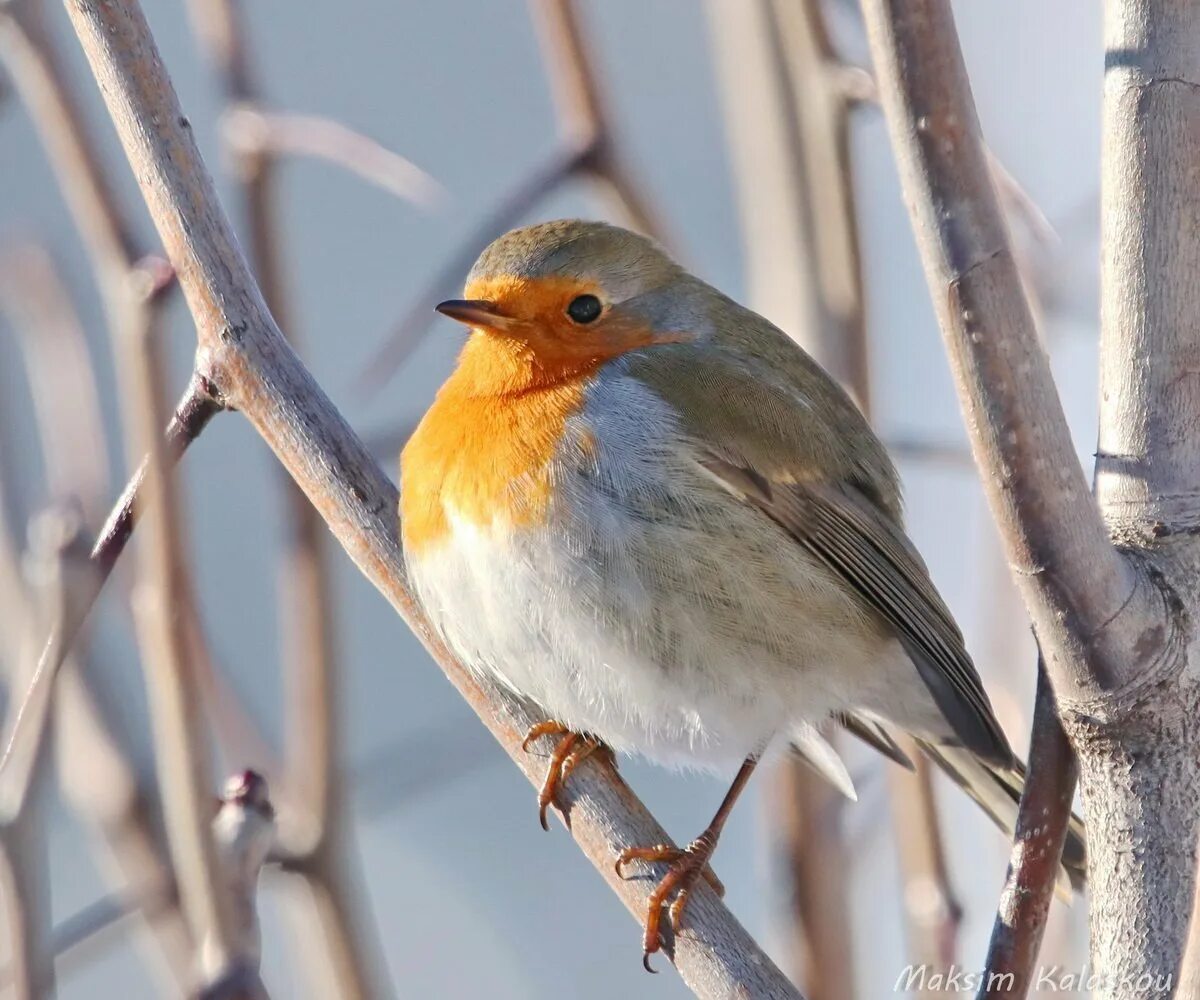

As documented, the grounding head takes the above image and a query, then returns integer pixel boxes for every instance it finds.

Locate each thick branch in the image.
[859,0,1151,704]
[1097,0,1200,531]
[62,0,800,994]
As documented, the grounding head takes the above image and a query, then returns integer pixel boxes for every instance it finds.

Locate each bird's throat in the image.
[400,337,598,553]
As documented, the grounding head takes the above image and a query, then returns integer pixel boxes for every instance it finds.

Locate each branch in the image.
[858,0,1149,704]
[116,267,256,992]
[528,0,665,237]
[1097,0,1200,533]
[0,512,76,1000]
[0,511,91,824]
[210,771,275,980]
[60,0,801,994]
[0,0,171,312]
[199,9,395,999]
[0,376,221,791]
[187,2,397,994]
[92,376,223,581]
[0,243,110,521]
[0,248,195,988]
[222,105,443,208]
[977,661,1078,1000]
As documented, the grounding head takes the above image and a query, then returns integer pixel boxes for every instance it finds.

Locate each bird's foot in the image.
[615,834,725,971]
[520,721,608,830]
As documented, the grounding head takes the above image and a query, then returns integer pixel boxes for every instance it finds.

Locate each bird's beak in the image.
[435,299,513,331]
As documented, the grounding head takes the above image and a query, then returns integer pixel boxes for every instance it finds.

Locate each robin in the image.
[400,219,1085,968]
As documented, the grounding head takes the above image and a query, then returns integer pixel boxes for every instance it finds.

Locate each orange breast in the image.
[400,338,598,554]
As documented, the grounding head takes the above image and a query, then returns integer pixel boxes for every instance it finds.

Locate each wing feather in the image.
[697,451,1010,764]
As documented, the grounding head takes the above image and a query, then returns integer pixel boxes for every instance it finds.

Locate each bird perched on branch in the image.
[400,219,1085,968]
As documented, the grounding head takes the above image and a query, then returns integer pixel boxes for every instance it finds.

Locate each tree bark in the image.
[862,0,1200,994]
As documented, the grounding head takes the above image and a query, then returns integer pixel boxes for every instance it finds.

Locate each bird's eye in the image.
[566,294,603,324]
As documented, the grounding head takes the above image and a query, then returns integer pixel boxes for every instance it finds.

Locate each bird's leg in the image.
[521,721,609,830]
[615,756,759,971]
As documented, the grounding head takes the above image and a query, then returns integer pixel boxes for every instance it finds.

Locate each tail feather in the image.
[920,742,1087,893]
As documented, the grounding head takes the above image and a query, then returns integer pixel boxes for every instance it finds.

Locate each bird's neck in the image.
[400,334,601,553]
[445,330,608,397]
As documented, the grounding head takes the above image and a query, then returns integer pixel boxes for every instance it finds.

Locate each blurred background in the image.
[0,0,1102,996]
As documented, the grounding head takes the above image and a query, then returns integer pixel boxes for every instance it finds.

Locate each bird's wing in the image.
[837,713,914,770]
[626,346,1011,765]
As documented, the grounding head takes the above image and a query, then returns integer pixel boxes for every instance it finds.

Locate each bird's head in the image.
[437,220,700,389]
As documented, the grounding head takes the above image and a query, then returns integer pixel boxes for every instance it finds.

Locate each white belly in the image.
[404,370,922,770]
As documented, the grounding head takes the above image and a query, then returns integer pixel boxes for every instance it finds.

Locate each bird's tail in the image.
[919,742,1087,893]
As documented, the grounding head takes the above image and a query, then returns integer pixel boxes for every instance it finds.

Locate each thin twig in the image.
[977,661,1078,999]
[352,141,591,397]
[0,510,90,824]
[211,771,276,979]
[0,511,78,1000]
[529,0,665,237]
[61,1,802,993]
[91,376,223,580]
[221,105,444,208]
[0,376,221,789]
[0,243,109,522]
[117,280,257,991]
[0,240,196,988]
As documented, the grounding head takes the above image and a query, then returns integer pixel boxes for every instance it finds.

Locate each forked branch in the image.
[858,0,1146,706]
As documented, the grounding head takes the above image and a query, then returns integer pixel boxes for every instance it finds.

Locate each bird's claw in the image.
[521,722,607,830]
[614,836,724,970]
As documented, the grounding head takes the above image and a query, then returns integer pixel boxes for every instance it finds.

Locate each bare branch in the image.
[0,0,137,281]
[978,662,1078,999]
[1070,1,1200,986]
[768,764,856,998]
[60,0,801,993]
[210,771,275,978]
[0,512,84,827]
[92,376,223,580]
[1097,0,1200,534]
[187,1,398,993]
[0,376,221,793]
[0,243,109,521]
[529,0,666,237]
[0,511,77,1000]
[222,105,443,208]
[0,260,194,987]
[708,2,864,994]
[889,759,963,977]
[121,327,254,992]
[858,0,1149,704]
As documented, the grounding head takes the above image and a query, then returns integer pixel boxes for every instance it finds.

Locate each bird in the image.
[399,218,1085,968]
